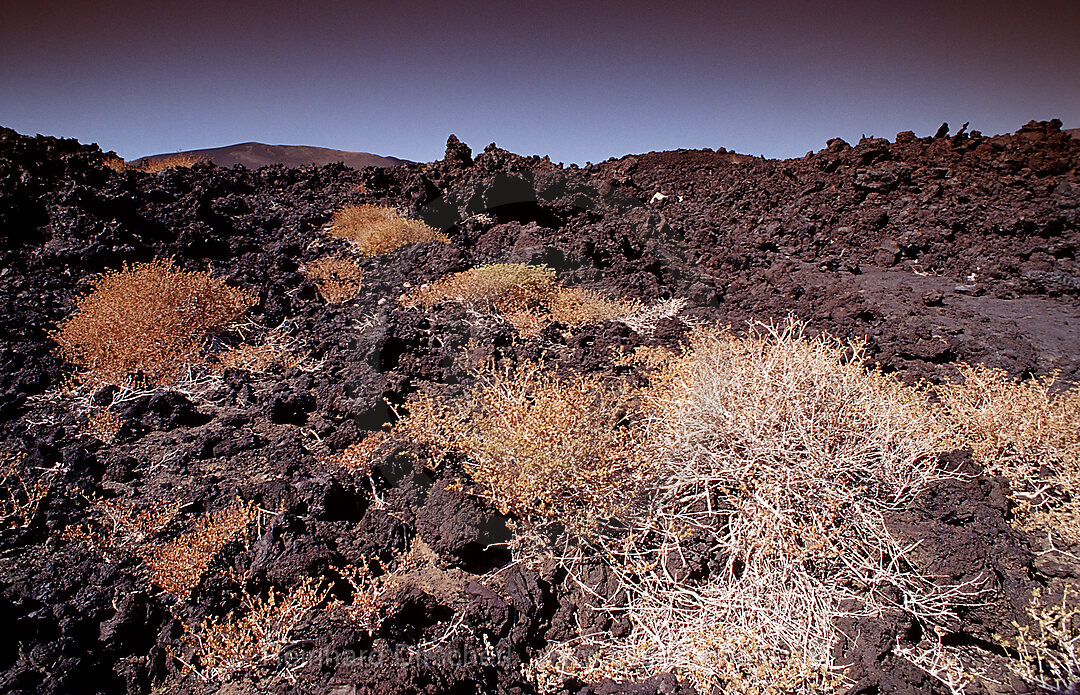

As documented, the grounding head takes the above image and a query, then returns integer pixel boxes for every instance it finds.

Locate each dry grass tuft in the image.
[304,256,364,303]
[53,259,256,386]
[399,263,642,336]
[938,364,1080,544]
[146,502,257,598]
[328,204,449,255]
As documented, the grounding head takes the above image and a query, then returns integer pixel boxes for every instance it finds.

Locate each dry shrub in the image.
[320,432,391,474]
[102,155,127,172]
[134,153,205,173]
[400,263,641,336]
[213,321,319,375]
[65,495,182,563]
[938,364,1080,543]
[67,496,254,597]
[0,454,50,529]
[554,324,962,694]
[85,409,124,443]
[146,502,257,597]
[104,153,205,173]
[328,204,449,255]
[1003,587,1080,692]
[304,256,364,303]
[395,362,652,533]
[330,562,397,633]
[400,321,976,693]
[183,578,327,683]
[53,259,256,385]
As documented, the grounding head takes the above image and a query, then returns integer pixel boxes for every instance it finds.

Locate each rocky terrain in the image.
[0,119,1078,695]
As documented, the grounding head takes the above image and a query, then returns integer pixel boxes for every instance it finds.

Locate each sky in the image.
[2,0,1078,164]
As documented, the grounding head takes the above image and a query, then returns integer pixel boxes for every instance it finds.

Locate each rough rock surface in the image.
[0,120,1077,694]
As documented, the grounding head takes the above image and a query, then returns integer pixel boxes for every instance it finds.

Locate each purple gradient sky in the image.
[2,0,1078,163]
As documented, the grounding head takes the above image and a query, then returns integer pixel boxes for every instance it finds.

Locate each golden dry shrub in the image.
[102,155,128,172]
[53,259,256,385]
[145,502,256,598]
[184,578,327,683]
[400,263,636,336]
[321,432,391,474]
[85,410,124,444]
[304,256,364,303]
[135,153,205,173]
[104,153,205,173]
[937,364,1080,542]
[394,361,653,533]
[328,204,449,255]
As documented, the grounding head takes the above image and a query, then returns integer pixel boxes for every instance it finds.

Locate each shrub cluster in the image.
[938,364,1080,543]
[147,502,257,598]
[395,361,650,533]
[53,259,256,385]
[400,263,637,336]
[395,322,988,693]
[328,204,449,255]
[304,256,364,303]
[104,153,205,173]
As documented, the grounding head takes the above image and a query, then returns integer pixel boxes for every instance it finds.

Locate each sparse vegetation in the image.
[395,361,650,533]
[304,256,363,303]
[182,578,328,683]
[1004,587,1080,692]
[84,409,124,443]
[400,263,640,335]
[67,497,255,598]
[396,322,979,693]
[52,259,256,385]
[0,454,51,529]
[938,364,1080,544]
[146,502,257,598]
[327,204,449,255]
[103,153,205,173]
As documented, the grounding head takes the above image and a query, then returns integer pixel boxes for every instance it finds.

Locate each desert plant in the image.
[103,153,205,173]
[399,263,641,336]
[84,409,124,443]
[327,204,449,255]
[397,321,978,693]
[937,364,1080,544]
[0,454,51,529]
[1003,587,1080,692]
[395,361,652,533]
[64,495,182,563]
[53,258,256,385]
[304,256,364,303]
[182,578,328,683]
[146,502,257,597]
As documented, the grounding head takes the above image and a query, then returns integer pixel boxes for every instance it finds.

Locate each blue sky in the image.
[3,0,1078,163]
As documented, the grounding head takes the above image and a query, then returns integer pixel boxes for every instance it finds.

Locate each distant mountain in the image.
[1067,128,1080,139]
[131,142,407,170]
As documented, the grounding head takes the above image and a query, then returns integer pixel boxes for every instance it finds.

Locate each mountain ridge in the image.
[132,141,407,169]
